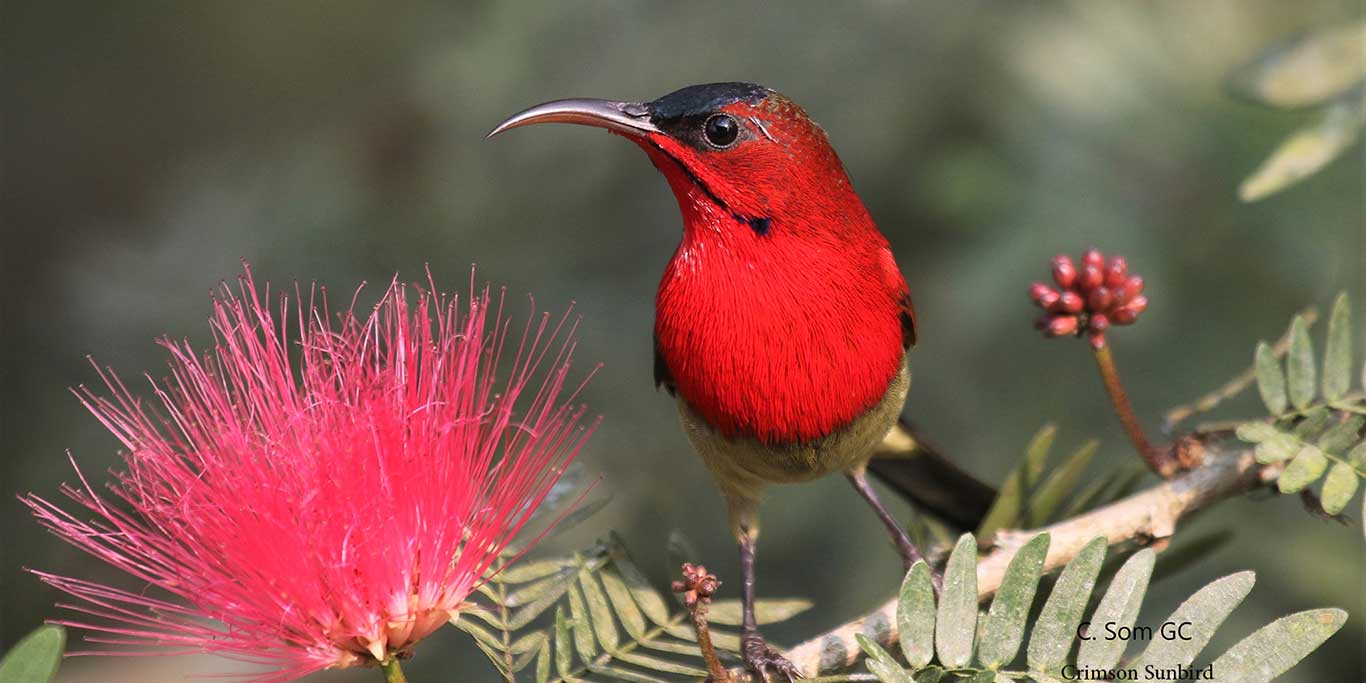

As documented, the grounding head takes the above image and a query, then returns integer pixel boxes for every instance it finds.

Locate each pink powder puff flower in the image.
[23,266,598,682]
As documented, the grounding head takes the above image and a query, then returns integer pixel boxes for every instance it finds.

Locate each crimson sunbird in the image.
[491,82,988,680]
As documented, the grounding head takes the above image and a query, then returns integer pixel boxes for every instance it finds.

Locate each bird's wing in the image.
[880,247,917,348]
[653,332,676,395]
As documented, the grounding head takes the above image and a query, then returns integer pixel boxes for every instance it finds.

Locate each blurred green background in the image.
[3,2,1363,681]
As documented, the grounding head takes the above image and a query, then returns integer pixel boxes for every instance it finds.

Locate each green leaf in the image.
[1320,462,1360,515]
[1209,609,1347,683]
[858,634,916,683]
[566,582,598,660]
[1286,315,1318,409]
[598,564,647,640]
[498,557,578,584]
[609,540,672,627]
[504,570,575,607]
[1235,422,1281,443]
[554,606,574,680]
[579,570,620,653]
[1076,549,1155,672]
[507,574,576,629]
[457,618,508,652]
[1322,293,1353,400]
[899,560,938,669]
[536,637,551,683]
[0,626,64,683]
[1228,22,1366,108]
[1255,434,1300,464]
[1254,342,1288,415]
[978,425,1054,539]
[965,672,996,683]
[977,533,1050,670]
[1026,441,1097,526]
[936,534,979,668]
[1134,571,1255,672]
[1293,407,1334,439]
[1348,441,1366,468]
[1239,95,1366,202]
[913,666,945,683]
[612,651,709,677]
[1278,445,1328,493]
[1027,536,1107,674]
[1317,415,1364,455]
[705,598,812,626]
[584,662,672,683]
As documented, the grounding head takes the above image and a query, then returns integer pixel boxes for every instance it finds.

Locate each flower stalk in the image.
[381,658,407,683]
[673,563,730,683]
[1092,343,1177,477]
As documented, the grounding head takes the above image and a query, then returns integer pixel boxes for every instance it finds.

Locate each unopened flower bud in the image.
[1047,315,1080,336]
[1117,275,1144,304]
[1055,291,1084,314]
[1112,308,1138,325]
[1124,295,1149,314]
[1087,287,1112,311]
[1052,255,1077,289]
[1030,282,1059,306]
[1089,313,1110,332]
[1080,264,1104,291]
[1104,256,1128,288]
[1082,248,1105,270]
[1088,332,1108,350]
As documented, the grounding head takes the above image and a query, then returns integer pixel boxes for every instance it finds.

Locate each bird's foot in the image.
[741,632,802,682]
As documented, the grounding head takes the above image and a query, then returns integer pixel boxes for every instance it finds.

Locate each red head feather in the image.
[626,84,915,445]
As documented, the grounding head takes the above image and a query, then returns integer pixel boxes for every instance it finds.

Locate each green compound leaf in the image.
[1025,441,1097,527]
[1320,462,1360,515]
[705,598,813,626]
[1254,341,1289,415]
[858,634,916,683]
[978,425,1055,539]
[1239,95,1366,202]
[936,534,979,668]
[976,533,1050,670]
[1322,293,1353,400]
[1228,22,1366,108]
[1235,421,1281,443]
[0,625,65,683]
[899,560,938,669]
[1286,315,1318,409]
[1134,571,1255,672]
[1076,549,1155,672]
[1027,536,1107,674]
[1316,415,1364,455]
[1210,609,1347,683]
[1278,445,1328,493]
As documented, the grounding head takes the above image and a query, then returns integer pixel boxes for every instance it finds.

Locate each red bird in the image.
[492,83,964,680]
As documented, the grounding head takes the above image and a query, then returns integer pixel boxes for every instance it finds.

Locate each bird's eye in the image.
[703,114,739,148]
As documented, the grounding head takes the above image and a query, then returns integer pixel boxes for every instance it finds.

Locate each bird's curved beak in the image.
[487,99,660,139]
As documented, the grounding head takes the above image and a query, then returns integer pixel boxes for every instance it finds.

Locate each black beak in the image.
[487,98,661,139]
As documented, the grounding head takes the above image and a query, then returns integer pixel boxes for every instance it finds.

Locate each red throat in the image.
[630,107,912,445]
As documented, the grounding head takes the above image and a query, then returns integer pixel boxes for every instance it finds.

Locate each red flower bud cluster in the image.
[672,563,721,608]
[1031,248,1147,349]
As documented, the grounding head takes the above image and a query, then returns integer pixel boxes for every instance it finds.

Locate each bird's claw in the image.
[741,633,802,682]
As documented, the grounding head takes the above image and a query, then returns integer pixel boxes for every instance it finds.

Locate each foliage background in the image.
[2,1,1362,681]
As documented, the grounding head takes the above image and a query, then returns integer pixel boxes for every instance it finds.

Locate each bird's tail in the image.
[868,419,997,532]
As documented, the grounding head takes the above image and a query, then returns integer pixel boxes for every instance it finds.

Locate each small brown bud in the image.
[1046,315,1079,336]
[1104,256,1128,288]
[1055,291,1084,313]
[1051,255,1077,289]
[1087,287,1112,311]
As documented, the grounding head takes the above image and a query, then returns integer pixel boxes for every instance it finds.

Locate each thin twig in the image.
[1163,307,1319,432]
[777,436,1264,677]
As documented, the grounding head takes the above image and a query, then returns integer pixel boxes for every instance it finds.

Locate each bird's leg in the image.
[847,467,943,589]
[732,505,802,682]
